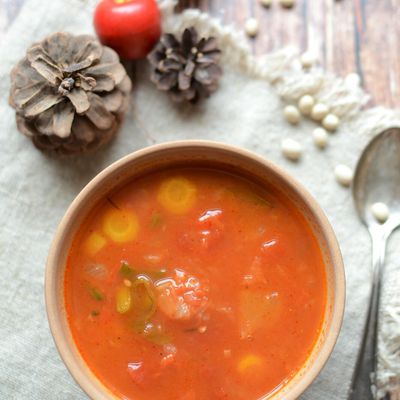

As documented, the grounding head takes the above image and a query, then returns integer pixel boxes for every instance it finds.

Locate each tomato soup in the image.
[64,168,327,400]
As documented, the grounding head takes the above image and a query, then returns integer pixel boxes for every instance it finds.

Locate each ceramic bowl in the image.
[45,140,345,400]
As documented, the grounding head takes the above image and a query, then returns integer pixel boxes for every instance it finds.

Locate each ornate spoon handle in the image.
[348,228,387,400]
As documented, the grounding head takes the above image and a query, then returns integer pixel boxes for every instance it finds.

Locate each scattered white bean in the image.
[279,0,296,8]
[312,127,328,149]
[283,105,301,125]
[300,51,317,69]
[370,202,390,223]
[245,18,259,37]
[322,113,340,132]
[311,103,329,121]
[259,0,272,6]
[334,164,353,187]
[281,138,302,161]
[298,95,315,116]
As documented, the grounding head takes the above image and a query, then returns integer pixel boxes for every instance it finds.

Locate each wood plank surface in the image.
[1,0,399,109]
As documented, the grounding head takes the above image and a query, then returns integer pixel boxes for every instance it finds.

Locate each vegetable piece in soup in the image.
[64,168,326,400]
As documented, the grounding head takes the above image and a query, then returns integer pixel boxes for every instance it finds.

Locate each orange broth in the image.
[64,168,327,400]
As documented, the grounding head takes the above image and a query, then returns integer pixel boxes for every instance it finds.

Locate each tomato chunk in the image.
[127,362,145,385]
[155,269,209,321]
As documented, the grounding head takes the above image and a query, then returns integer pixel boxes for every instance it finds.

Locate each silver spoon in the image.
[349,127,400,399]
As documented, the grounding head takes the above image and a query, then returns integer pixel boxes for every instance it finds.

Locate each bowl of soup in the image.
[45,140,345,400]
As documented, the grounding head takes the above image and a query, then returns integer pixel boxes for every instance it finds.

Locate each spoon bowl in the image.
[352,127,400,232]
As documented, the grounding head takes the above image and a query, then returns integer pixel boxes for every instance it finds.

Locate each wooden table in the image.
[1,0,399,109]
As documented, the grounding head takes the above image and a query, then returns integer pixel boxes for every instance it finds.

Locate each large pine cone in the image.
[9,32,132,155]
[148,27,222,103]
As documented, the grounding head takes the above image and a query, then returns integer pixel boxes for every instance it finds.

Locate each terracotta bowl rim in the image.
[45,139,345,400]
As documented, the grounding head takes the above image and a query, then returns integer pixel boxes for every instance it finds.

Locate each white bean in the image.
[300,51,317,69]
[322,114,340,132]
[298,95,315,116]
[281,138,302,161]
[312,127,328,149]
[283,105,301,125]
[245,18,259,37]
[311,103,329,121]
[280,0,296,8]
[370,202,390,223]
[334,164,353,187]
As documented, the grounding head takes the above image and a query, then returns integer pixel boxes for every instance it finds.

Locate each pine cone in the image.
[9,32,132,155]
[148,27,222,103]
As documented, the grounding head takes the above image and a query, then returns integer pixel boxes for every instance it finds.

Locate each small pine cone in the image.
[148,27,222,103]
[9,32,132,155]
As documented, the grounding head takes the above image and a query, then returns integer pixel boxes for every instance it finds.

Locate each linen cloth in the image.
[0,0,399,399]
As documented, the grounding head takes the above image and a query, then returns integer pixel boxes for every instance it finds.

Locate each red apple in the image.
[94,0,161,60]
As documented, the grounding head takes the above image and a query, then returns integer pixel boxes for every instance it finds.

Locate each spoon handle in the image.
[348,229,387,400]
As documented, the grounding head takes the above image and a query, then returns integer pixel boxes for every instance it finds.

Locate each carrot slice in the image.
[157,177,196,215]
[84,231,106,256]
[102,208,139,243]
[237,354,264,374]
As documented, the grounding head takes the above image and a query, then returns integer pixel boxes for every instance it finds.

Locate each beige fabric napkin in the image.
[0,0,399,398]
